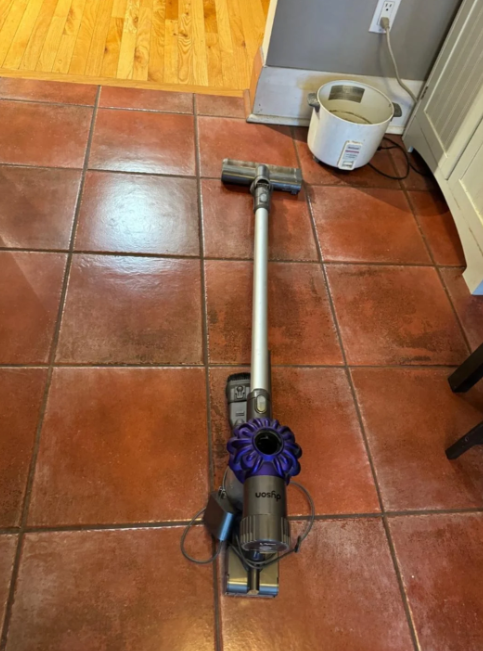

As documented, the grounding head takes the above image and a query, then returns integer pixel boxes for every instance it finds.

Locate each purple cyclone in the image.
[227,418,302,484]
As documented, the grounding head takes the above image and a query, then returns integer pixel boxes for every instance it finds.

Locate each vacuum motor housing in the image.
[227,418,302,553]
[241,475,290,552]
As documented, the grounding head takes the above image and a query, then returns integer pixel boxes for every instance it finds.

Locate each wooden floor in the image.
[0,0,268,92]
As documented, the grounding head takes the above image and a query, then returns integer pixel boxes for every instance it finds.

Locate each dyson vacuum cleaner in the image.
[181,160,314,597]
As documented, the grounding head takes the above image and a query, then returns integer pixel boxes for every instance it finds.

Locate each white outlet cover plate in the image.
[369,0,401,33]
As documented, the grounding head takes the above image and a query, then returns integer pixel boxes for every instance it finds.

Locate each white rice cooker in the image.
[307,80,395,170]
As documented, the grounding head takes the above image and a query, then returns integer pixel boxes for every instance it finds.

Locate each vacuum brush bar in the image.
[221,159,303,194]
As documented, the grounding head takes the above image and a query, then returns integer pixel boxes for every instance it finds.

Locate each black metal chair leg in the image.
[448,343,483,393]
[446,421,483,459]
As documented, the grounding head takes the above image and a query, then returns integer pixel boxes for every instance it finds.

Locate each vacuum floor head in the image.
[221,159,302,194]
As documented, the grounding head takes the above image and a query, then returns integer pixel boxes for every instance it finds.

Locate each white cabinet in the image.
[404,0,483,294]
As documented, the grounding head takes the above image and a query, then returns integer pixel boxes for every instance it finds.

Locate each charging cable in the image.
[180,506,224,565]
[381,17,417,104]
[180,479,315,566]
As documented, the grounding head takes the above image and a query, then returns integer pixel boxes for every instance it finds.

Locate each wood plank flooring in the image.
[0,0,268,91]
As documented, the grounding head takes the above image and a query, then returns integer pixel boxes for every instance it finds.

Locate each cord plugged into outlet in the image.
[369,0,401,33]
[379,2,395,28]
[380,16,390,30]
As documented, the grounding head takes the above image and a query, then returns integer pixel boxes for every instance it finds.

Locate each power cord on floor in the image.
[180,505,224,564]
[368,136,433,180]
[180,479,315,567]
[380,17,417,104]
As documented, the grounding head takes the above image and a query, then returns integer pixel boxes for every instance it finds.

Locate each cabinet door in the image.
[449,118,483,246]
[414,0,483,179]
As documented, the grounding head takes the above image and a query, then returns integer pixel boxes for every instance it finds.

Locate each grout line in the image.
[0,158,449,191]
[437,260,471,353]
[0,248,200,260]
[0,506,480,537]
[86,105,194,115]
[296,136,422,651]
[288,507,483,522]
[0,364,50,369]
[194,96,215,493]
[381,517,422,651]
[289,512,382,522]
[0,506,478,538]
[27,362,205,368]
[0,362,463,371]
[193,95,223,651]
[402,179,472,355]
[0,86,101,651]
[386,506,483,517]
[0,97,96,109]
[0,243,465,273]
[0,161,197,179]
[0,244,463,270]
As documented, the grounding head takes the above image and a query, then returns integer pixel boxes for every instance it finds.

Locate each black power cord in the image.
[368,136,433,180]
[180,506,223,565]
[180,480,315,568]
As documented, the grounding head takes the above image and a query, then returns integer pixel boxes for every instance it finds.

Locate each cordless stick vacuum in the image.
[182,159,314,597]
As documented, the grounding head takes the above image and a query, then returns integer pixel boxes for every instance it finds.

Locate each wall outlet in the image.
[369,0,401,33]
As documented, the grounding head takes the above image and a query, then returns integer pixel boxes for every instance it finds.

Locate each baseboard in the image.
[246,49,424,134]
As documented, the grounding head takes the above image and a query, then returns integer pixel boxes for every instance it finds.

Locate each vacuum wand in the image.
[252,199,269,394]
[221,158,302,556]
[221,159,303,407]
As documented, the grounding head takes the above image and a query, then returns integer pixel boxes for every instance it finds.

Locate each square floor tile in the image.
[0,101,92,168]
[29,368,208,525]
[0,166,81,250]
[0,369,47,527]
[6,528,215,651]
[441,267,483,350]
[409,190,465,266]
[388,137,437,192]
[89,109,195,175]
[0,78,97,105]
[310,186,430,263]
[326,265,468,365]
[57,255,203,364]
[196,94,245,118]
[0,535,17,633]
[390,514,483,651]
[0,252,66,363]
[209,366,379,515]
[205,261,342,365]
[99,86,193,112]
[294,129,400,188]
[75,171,199,255]
[201,179,317,261]
[198,117,297,177]
[220,518,413,651]
[352,368,483,511]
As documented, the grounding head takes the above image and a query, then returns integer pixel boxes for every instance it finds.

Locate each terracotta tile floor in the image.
[1,78,483,651]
